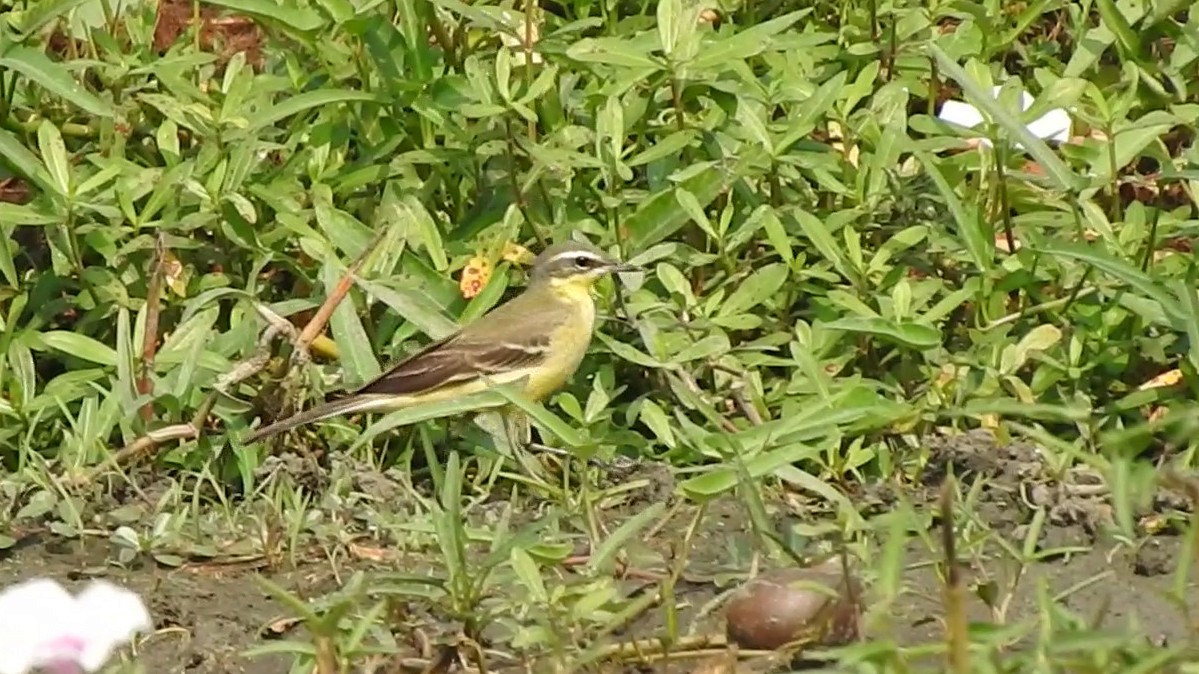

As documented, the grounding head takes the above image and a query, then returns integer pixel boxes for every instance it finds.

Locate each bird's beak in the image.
[608,261,642,274]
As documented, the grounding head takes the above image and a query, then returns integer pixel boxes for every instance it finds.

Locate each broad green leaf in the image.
[656,0,682,57]
[950,399,1092,422]
[681,442,821,500]
[323,264,381,386]
[566,37,661,69]
[637,398,676,448]
[689,10,812,71]
[350,390,510,450]
[1092,112,1177,182]
[670,334,730,363]
[510,547,548,603]
[0,203,58,226]
[999,324,1063,375]
[753,206,793,267]
[0,129,55,194]
[625,152,762,250]
[37,121,71,197]
[794,209,854,281]
[585,502,665,573]
[0,46,113,117]
[0,228,16,287]
[824,316,943,350]
[931,44,1082,192]
[1094,0,1141,58]
[355,275,459,339]
[596,333,666,368]
[1036,240,1186,329]
[201,0,325,31]
[718,263,789,317]
[14,0,92,37]
[37,331,118,367]
[250,90,384,132]
[495,385,588,449]
[918,150,993,272]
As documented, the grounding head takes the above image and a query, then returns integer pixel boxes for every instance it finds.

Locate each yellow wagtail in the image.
[244,240,638,443]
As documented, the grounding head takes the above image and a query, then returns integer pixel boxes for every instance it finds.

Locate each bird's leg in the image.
[501,411,608,470]
[526,441,614,471]
[504,410,533,451]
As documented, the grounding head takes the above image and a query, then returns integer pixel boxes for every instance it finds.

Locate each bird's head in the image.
[530,240,640,291]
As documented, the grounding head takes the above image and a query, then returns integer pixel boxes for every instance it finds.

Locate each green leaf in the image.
[354,275,460,339]
[930,44,1082,192]
[1035,240,1186,329]
[999,324,1062,375]
[656,0,682,57]
[249,90,385,132]
[0,203,58,226]
[1180,272,1199,374]
[1094,0,1141,58]
[566,37,661,69]
[0,227,17,288]
[918,150,993,272]
[824,316,943,350]
[751,206,792,267]
[585,502,666,574]
[494,385,589,449]
[510,547,548,603]
[1092,112,1177,182]
[950,398,1092,422]
[37,121,71,197]
[794,209,854,281]
[350,391,510,450]
[0,129,55,194]
[637,398,676,448]
[681,442,822,500]
[13,0,93,38]
[718,263,789,317]
[323,264,381,386]
[689,10,811,71]
[37,331,118,367]
[0,46,113,117]
[201,0,325,31]
[596,333,666,369]
[670,334,730,363]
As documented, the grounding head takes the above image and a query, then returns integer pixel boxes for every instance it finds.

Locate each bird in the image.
[243,240,639,443]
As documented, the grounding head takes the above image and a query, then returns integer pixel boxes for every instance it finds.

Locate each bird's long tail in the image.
[242,394,400,443]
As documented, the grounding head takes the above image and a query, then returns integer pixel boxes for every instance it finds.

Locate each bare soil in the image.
[0,430,1189,673]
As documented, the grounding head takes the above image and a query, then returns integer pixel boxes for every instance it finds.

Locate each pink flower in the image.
[0,579,151,674]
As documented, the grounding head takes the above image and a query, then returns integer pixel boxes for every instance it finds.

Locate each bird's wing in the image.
[350,294,560,397]
[351,333,550,396]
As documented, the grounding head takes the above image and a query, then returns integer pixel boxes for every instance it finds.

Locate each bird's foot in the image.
[528,443,613,471]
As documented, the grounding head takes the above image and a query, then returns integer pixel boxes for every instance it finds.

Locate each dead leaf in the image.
[459,256,492,299]
[349,542,395,562]
[1139,369,1183,391]
[994,233,1022,252]
[502,241,535,265]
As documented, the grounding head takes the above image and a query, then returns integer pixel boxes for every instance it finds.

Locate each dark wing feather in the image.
[350,331,552,397]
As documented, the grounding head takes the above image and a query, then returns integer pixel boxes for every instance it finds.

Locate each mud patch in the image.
[0,430,1193,672]
[0,537,330,674]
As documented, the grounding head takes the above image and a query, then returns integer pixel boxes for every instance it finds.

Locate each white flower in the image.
[0,578,151,674]
[938,84,1070,149]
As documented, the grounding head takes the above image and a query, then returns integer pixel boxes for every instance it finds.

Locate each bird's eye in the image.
[574,255,593,268]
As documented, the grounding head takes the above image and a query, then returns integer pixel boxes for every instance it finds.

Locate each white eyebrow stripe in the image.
[547,250,606,265]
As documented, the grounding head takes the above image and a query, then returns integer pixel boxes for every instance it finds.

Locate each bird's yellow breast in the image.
[523,279,597,401]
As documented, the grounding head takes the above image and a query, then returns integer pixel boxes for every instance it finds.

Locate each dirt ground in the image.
[0,430,1190,673]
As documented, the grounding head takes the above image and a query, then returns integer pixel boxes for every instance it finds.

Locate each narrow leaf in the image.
[0,46,113,117]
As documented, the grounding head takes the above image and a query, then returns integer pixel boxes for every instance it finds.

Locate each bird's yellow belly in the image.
[524,297,596,401]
